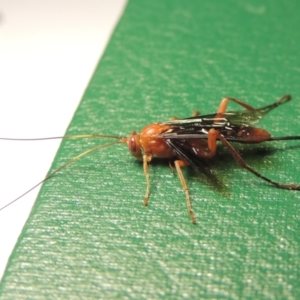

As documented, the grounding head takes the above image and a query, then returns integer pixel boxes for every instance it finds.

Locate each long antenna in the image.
[0,136,127,211]
[0,134,124,141]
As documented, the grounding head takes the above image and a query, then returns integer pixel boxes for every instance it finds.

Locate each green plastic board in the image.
[1,0,300,299]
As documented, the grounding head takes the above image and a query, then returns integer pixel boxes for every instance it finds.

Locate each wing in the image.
[161,113,269,143]
[161,96,291,142]
[163,94,291,129]
[165,138,212,171]
[163,109,265,128]
[161,112,245,138]
[220,110,265,125]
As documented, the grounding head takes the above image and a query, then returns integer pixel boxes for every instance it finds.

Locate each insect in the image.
[1,94,300,223]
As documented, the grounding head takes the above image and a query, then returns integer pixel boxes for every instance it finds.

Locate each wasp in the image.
[1,95,300,223]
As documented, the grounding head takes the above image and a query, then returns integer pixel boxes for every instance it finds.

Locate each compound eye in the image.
[129,136,136,153]
[127,132,142,159]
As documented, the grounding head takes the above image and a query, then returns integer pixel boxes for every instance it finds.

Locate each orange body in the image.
[127,123,175,160]
[140,124,175,158]
[127,123,272,162]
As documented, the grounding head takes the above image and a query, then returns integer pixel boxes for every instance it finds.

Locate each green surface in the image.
[1,0,300,299]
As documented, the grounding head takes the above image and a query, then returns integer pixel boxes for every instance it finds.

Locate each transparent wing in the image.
[220,110,265,125]
[164,94,291,127]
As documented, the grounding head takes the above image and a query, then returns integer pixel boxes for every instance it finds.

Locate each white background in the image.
[0,0,127,280]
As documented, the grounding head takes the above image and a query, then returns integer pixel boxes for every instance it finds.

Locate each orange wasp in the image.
[1,94,300,223]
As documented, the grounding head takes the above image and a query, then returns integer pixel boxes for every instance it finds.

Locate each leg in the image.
[219,134,300,190]
[216,97,256,119]
[174,160,197,224]
[253,94,291,115]
[216,95,292,119]
[191,128,218,159]
[168,161,175,172]
[170,109,200,121]
[191,109,200,117]
[143,155,151,206]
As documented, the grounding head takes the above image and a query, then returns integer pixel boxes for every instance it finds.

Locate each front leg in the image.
[143,154,152,206]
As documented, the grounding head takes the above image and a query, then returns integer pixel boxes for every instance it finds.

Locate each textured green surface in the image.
[1,0,300,299]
